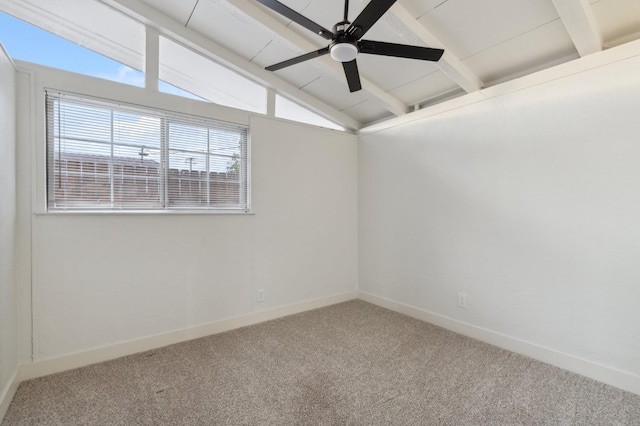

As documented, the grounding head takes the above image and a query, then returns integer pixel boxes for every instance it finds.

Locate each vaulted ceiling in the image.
[3,0,640,130]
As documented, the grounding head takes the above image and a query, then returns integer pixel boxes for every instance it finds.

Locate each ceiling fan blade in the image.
[359,40,444,61]
[265,47,330,71]
[342,60,362,92]
[346,0,396,40]
[255,0,335,40]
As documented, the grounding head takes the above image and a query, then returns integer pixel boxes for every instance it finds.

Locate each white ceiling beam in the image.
[551,0,602,56]
[98,0,362,130]
[390,2,483,94]
[228,0,409,117]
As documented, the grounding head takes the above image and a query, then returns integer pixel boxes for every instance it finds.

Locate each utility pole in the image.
[185,157,197,172]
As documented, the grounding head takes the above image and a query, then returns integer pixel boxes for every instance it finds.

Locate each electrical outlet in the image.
[257,289,264,303]
[457,293,467,309]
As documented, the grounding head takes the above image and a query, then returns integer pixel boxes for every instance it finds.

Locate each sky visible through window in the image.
[0,11,202,100]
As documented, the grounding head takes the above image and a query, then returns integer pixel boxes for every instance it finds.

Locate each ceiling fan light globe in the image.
[330,43,358,62]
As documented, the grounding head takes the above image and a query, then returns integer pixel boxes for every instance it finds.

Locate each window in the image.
[0,11,145,87]
[158,80,208,102]
[159,36,266,113]
[46,91,250,212]
[275,95,344,131]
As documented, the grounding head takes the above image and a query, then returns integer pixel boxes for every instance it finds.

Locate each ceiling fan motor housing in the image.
[330,20,359,62]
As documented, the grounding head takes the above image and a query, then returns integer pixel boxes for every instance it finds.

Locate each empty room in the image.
[1,0,640,424]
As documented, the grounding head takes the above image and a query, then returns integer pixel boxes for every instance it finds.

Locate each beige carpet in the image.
[3,300,640,425]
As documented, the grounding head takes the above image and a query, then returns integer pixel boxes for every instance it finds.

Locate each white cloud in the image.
[97,65,144,87]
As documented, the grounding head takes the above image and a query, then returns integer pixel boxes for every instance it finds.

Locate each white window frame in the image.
[45,89,251,213]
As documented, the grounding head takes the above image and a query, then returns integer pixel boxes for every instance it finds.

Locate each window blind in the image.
[46,91,250,212]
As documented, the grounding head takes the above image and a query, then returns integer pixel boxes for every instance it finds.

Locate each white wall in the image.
[359,51,640,379]
[17,65,358,360]
[0,44,18,412]
[14,36,640,396]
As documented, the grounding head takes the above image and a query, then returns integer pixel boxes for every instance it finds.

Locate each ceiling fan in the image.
[255,0,445,93]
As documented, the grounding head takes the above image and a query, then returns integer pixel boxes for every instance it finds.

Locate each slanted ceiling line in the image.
[551,0,602,56]
[249,40,273,63]
[228,0,408,117]
[185,0,200,28]
[390,1,483,94]
[98,0,362,130]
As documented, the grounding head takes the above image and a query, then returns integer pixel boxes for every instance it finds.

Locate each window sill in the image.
[37,210,255,216]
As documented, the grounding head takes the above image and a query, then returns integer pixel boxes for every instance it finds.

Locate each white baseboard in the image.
[20,291,357,381]
[15,289,639,400]
[0,369,21,423]
[358,291,640,396]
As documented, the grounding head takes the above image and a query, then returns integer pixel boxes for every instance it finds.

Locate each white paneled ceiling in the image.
[463,19,578,84]
[388,70,458,105]
[592,0,640,44]
[3,0,640,130]
[416,0,563,59]
[138,0,198,25]
[188,0,276,61]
